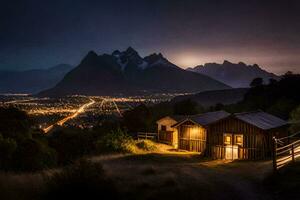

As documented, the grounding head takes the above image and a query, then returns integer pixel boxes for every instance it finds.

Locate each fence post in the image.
[272,137,277,172]
[292,143,295,162]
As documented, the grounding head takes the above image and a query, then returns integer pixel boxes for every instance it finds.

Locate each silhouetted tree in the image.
[0,107,58,171]
[122,104,152,132]
[289,105,300,133]
[228,73,300,119]
[0,106,32,140]
[14,138,57,171]
[0,134,17,169]
[48,128,94,164]
[284,71,294,76]
[173,99,200,115]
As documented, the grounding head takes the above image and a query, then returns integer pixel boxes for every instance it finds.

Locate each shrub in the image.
[14,139,57,171]
[48,128,94,164]
[0,134,17,169]
[122,104,152,132]
[44,159,119,199]
[96,128,135,153]
[0,107,32,141]
[289,105,300,133]
[136,140,157,151]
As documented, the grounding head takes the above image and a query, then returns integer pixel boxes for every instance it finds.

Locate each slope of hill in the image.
[171,88,249,107]
[0,64,73,94]
[39,48,230,97]
[188,61,279,88]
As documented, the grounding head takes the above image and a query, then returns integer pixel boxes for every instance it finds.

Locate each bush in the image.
[96,128,135,153]
[14,139,57,171]
[136,140,157,151]
[227,73,300,118]
[44,159,119,199]
[0,106,32,141]
[48,128,94,164]
[289,105,300,133]
[0,107,58,172]
[0,134,17,169]
[122,104,152,132]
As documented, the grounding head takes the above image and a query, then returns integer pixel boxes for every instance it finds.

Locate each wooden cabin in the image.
[157,111,288,160]
[157,111,230,153]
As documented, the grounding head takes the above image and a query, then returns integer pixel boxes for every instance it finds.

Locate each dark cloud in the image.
[0,0,299,74]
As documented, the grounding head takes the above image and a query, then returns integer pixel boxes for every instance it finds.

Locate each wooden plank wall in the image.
[207,117,272,160]
[178,123,207,153]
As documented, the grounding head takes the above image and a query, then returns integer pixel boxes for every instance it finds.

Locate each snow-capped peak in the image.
[112,48,179,71]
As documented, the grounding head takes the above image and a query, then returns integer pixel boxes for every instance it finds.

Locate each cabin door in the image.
[223,134,238,160]
[225,145,238,160]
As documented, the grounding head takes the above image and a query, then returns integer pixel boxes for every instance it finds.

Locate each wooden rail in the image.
[273,132,300,171]
[158,130,173,144]
[137,132,157,140]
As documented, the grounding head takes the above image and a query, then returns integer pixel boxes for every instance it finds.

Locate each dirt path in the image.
[91,150,273,200]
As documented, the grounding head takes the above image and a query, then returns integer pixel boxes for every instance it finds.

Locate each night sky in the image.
[1,0,300,74]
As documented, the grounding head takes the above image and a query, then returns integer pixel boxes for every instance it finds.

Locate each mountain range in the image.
[0,64,73,94]
[1,48,280,96]
[187,61,279,88]
[38,47,230,96]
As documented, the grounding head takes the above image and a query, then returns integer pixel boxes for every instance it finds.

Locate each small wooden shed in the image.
[157,110,288,160]
[157,111,230,153]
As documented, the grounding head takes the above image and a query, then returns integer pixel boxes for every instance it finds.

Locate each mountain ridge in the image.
[187,60,279,88]
[0,64,74,94]
[38,48,230,97]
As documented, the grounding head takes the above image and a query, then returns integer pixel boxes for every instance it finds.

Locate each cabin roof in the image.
[156,115,187,124]
[192,110,231,126]
[171,110,230,127]
[170,115,188,122]
[234,111,288,130]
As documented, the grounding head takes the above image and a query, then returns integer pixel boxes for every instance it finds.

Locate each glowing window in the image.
[234,135,243,146]
[224,134,232,145]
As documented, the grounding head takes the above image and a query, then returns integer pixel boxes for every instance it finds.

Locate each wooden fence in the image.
[137,132,157,140]
[273,132,300,171]
[157,131,173,145]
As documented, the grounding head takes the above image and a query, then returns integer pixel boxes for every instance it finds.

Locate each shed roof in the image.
[156,115,187,124]
[191,110,231,126]
[170,115,188,122]
[234,111,288,130]
[172,110,230,127]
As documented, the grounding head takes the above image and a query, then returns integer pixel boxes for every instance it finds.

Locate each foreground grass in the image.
[2,149,299,200]
[0,171,45,200]
[264,162,300,199]
[93,153,273,200]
